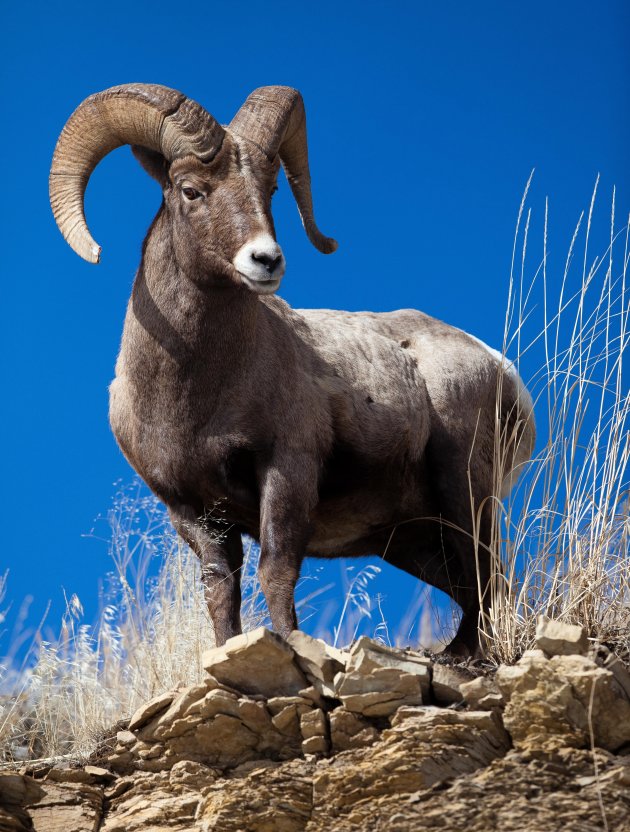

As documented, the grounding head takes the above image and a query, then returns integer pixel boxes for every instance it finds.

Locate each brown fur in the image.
[107,130,535,655]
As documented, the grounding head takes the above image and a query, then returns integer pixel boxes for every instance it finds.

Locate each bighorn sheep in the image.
[50,83,535,655]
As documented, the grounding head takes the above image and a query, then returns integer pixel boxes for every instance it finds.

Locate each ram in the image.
[50,83,535,656]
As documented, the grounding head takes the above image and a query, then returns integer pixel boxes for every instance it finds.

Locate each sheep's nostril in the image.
[252,252,282,273]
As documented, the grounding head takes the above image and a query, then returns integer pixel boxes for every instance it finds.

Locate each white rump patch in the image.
[463,329,535,497]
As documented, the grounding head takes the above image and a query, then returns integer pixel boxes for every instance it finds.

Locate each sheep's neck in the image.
[118,260,259,422]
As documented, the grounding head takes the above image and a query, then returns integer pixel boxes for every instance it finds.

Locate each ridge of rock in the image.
[2,625,629,831]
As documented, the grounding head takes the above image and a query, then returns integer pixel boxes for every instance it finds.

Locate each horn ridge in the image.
[50,83,224,263]
[230,86,337,255]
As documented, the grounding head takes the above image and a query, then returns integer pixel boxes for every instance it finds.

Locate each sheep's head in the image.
[49,84,336,294]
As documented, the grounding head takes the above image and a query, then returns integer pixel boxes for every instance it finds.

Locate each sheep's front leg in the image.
[168,504,244,646]
[258,459,317,638]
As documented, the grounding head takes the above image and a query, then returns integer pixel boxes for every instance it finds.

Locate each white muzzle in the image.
[233,234,286,294]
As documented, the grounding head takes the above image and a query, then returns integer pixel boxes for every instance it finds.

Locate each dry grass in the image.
[0,486,267,762]
[483,175,630,663]
[1,178,628,762]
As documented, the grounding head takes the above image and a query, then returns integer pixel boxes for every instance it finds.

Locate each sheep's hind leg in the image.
[433,506,493,659]
[383,514,492,658]
[168,504,244,647]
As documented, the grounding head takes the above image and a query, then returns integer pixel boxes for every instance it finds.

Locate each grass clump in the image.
[485,176,630,663]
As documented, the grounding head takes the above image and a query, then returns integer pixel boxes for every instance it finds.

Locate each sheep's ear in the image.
[131,145,169,187]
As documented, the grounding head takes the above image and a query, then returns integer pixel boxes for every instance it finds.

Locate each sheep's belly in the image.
[307,522,376,555]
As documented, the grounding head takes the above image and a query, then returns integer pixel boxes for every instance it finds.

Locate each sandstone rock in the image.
[370,747,630,832]
[460,675,504,709]
[26,780,103,832]
[431,663,475,705]
[348,637,431,680]
[84,766,116,782]
[329,707,379,751]
[116,730,137,747]
[44,766,114,785]
[7,630,630,831]
[299,708,327,740]
[202,627,307,698]
[271,704,301,738]
[199,759,314,832]
[184,687,240,720]
[311,707,510,828]
[496,651,588,753]
[496,650,630,754]
[266,695,312,716]
[535,615,589,656]
[600,646,630,700]
[287,630,346,691]
[101,770,201,831]
[300,709,329,756]
[550,653,630,751]
[297,685,325,706]
[168,759,218,788]
[302,735,328,755]
[236,699,274,734]
[144,683,209,738]
[335,666,425,716]
[128,690,176,731]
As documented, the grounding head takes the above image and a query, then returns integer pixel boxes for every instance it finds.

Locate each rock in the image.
[184,687,240,720]
[335,667,425,716]
[329,707,379,751]
[271,704,301,738]
[202,627,307,698]
[44,767,114,785]
[287,630,346,690]
[431,663,475,705]
[302,735,328,755]
[128,690,176,731]
[144,683,209,738]
[116,730,136,747]
[300,709,329,756]
[600,646,630,700]
[460,675,504,709]
[496,650,630,753]
[5,640,630,832]
[83,766,116,782]
[332,638,431,717]
[297,685,325,706]
[266,695,312,716]
[348,637,431,681]
[101,770,201,831]
[550,653,630,751]
[26,780,104,832]
[535,615,589,656]
[375,747,630,831]
[300,708,327,740]
[199,759,314,831]
[496,651,588,753]
[311,707,510,827]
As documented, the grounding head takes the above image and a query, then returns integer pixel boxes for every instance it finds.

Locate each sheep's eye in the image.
[182,186,202,201]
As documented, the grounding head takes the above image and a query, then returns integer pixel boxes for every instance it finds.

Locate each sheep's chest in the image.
[109,375,264,524]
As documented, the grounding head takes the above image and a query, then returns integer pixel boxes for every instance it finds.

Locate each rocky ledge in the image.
[1,619,629,831]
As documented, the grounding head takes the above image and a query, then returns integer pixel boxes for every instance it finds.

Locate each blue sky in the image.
[1,1,628,655]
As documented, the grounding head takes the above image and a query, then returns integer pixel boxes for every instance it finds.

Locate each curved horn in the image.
[50,84,225,263]
[229,87,337,254]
